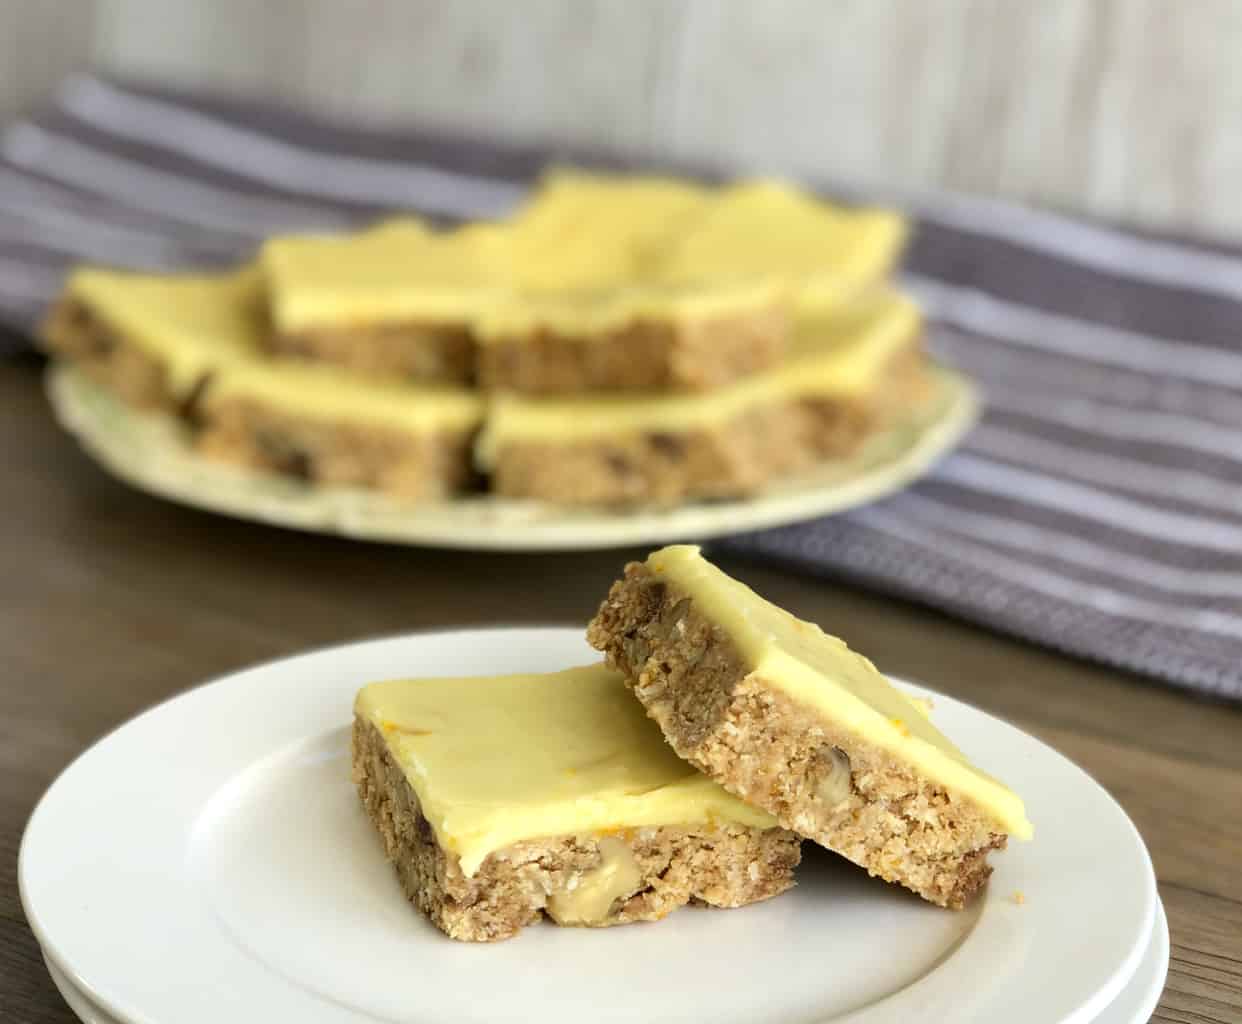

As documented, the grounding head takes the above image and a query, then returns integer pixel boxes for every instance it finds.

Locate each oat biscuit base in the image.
[352,665,799,941]
[588,547,1032,908]
[353,718,800,941]
[481,293,926,504]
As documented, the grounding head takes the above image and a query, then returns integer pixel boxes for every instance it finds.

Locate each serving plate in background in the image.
[47,363,978,551]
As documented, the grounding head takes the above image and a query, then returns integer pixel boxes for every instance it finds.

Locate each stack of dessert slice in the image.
[476,174,916,503]
[42,262,486,499]
[41,169,928,507]
[352,546,1032,941]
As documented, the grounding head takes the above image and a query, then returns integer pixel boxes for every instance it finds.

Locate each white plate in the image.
[47,363,978,551]
[21,627,1157,1024]
[1095,900,1169,1024]
[42,953,119,1024]
[36,902,1172,1024]
[37,898,1172,1024]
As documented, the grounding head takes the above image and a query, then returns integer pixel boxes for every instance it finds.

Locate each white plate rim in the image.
[20,626,1158,1024]
[37,902,1172,1024]
[46,363,979,551]
[43,949,123,1024]
[1094,899,1169,1024]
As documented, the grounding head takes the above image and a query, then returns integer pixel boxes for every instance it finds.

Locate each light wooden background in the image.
[2,0,1240,236]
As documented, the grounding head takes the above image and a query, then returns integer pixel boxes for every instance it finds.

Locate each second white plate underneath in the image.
[39,899,1172,1024]
[21,627,1158,1024]
[1094,900,1169,1024]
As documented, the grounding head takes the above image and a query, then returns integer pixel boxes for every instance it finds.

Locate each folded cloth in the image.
[3,74,1240,700]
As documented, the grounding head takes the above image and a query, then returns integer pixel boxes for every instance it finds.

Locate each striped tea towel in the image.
[2,75,1240,701]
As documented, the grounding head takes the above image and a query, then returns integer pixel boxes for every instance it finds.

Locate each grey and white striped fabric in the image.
[4,75,1240,701]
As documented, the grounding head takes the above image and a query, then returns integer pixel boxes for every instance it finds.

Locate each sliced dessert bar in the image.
[477,291,926,505]
[502,168,710,293]
[474,281,789,395]
[653,180,908,318]
[352,663,800,942]
[588,546,1032,908]
[43,266,483,499]
[260,219,507,384]
[477,175,905,395]
[197,361,482,499]
[476,170,785,394]
[41,266,260,411]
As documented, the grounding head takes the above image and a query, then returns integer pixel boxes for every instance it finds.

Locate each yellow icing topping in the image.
[503,168,710,292]
[477,174,903,338]
[208,360,483,433]
[644,545,1033,840]
[653,180,908,314]
[354,664,778,876]
[66,264,482,434]
[261,218,510,332]
[65,265,262,398]
[472,279,783,341]
[476,291,918,460]
[259,171,908,340]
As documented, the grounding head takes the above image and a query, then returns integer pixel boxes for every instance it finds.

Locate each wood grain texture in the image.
[2,349,1240,1020]
[0,0,94,123]
[3,1,1242,234]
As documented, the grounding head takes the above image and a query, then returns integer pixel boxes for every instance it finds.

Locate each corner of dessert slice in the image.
[587,545,1033,909]
[258,217,506,383]
[40,264,263,411]
[352,663,800,942]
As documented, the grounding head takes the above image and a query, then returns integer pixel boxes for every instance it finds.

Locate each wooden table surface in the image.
[2,351,1239,1023]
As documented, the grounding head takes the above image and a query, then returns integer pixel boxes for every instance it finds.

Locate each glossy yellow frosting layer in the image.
[476,291,918,460]
[354,664,778,877]
[654,181,908,314]
[261,219,509,332]
[65,266,262,398]
[478,175,903,339]
[645,545,1033,840]
[503,169,710,293]
[464,171,769,340]
[66,263,482,434]
[208,360,483,433]
[259,172,907,340]
[472,279,784,342]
